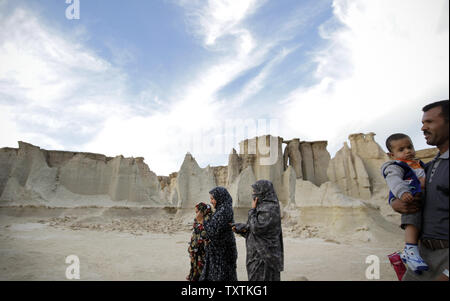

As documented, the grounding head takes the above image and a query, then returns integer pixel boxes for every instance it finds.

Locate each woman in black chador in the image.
[232,180,284,281]
[197,186,238,281]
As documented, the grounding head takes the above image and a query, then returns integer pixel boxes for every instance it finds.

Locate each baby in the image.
[381,133,428,274]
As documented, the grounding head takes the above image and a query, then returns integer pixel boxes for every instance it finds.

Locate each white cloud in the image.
[0,105,22,148]
[228,45,300,109]
[0,9,112,106]
[0,7,133,151]
[178,0,263,49]
[280,0,449,155]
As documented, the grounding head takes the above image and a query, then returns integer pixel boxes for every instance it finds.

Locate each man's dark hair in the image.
[386,133,411,152]
[422,100,449,123]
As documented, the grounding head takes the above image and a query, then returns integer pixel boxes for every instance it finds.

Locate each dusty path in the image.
[0,214,401,281]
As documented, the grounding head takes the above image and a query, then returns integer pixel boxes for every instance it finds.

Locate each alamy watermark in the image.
[171,118,281,166]
[65,255,80,279]
[65,0,80,20]
[365,255,380,280]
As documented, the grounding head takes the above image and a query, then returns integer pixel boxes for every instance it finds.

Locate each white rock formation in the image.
[238,135,284,197]
[327,142,371,199]
[0,142,165,207]
[280,166,296,207]
[295,179,364,208]
[174,153,216,209]
[348,133,389,195]
[227,148,241,186]
[283,139,330,186]
[228,166,256,208]
[283,139,303,179]
[312,141,331,186]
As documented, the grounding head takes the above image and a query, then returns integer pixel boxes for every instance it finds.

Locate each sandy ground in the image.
[0,208,403,281]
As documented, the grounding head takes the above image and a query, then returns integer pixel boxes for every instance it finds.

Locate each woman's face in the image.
[209,194,217,208]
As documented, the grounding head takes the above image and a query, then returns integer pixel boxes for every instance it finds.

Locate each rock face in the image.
[228,166,256,208]
[0,142,164,207]
[223,135,286,208]
[280,166,296,207]
[294,179,364,208]
[283,139,303,179]
[0,148,17,198]
[283,140,330,186]
[327,142,371,199]
[212,166,228,188]
[348,133,389,195]
[416,148,439,163]
[311,141,331,186]
[227,148,241,186]
[226,135,332,208]
[327,133,392,199]
[174,153,216,209]
[238,135,284,195]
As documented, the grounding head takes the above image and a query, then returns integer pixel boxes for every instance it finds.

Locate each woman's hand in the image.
[230,223,247,233]
[252,197,258,209]
[196,210,204,224]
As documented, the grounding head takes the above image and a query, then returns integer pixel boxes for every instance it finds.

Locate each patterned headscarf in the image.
[209,186,233,209]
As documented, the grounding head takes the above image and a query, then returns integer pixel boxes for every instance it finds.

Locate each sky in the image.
[0,0,448,176]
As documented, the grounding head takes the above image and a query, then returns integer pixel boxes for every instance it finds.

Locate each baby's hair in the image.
[386,133,411,152]
[196,202,210,212]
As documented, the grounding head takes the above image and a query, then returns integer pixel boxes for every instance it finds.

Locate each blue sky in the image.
[0,0,449,175]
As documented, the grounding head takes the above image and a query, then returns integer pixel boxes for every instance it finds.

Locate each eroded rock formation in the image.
[0,134,437,212]
[0,141,165,207]
[283,139,330,185]
[173,153,216,209]
[327,142,371,199]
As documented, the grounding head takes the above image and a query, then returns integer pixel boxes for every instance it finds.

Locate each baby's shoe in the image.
[401,244,429,274]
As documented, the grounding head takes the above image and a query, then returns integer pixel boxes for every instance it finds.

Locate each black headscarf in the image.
[251,180,278,204]
[235,180,284,280]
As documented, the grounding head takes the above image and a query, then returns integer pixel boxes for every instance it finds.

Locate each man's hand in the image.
[391,194,421,214]
[419,177,426,190]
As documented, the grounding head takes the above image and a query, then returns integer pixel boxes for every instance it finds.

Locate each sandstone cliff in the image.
[0,142,165,207]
